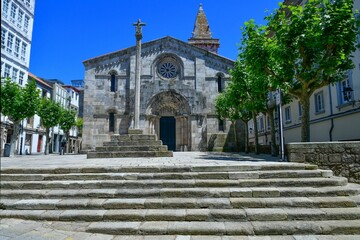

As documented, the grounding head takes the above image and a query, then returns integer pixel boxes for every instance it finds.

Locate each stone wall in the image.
[287,142,360,183]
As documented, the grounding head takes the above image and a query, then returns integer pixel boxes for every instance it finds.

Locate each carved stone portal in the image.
[146,91,191,151]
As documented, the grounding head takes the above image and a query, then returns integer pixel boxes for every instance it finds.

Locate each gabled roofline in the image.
[83,36,234,66]
[63,85,81,93]
[28,72,53,89]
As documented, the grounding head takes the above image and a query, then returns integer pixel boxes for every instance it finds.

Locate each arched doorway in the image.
[160,116,176,151]
[146,90,191,151]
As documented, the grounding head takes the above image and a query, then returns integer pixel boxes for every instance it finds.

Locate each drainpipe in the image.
[328,84,334,141]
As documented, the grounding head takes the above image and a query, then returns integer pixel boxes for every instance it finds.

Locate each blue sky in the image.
[29,0,281,84]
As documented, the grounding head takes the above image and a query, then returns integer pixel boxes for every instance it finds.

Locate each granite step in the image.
[85,220,360,235]
[1,185,359,199]
[103,140,163,146]
[0,169,333,181]
[0,163,318,174]
[2,196,358,210]
[94,145,168,152]
[0,177,348,190]
[1,207,359,222]
[87,151,173,159]
[110,134,157,142]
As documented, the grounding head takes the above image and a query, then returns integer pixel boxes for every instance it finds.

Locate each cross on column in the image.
[133,19,146,130]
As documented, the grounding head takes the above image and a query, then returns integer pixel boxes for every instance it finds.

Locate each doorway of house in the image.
[160,116,176,151]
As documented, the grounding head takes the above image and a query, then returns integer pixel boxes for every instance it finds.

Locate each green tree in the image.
[0,78,40,156]
[238,20,292,156]
[37,98,62,155]
[230,59,268,154]
[267,0,360,141]
[215,79,253,153]
[59,108,77,153]
[215,88,241,151]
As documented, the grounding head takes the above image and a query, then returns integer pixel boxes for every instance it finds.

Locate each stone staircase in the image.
[1,163,360,237]
[87,132,173,158]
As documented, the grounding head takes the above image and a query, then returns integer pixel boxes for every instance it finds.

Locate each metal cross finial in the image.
[133,19,146,40]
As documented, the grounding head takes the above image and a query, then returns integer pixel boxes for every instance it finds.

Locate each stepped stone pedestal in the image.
[87,131,173,158]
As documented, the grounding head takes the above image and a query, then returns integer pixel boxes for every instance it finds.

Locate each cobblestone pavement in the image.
[1,152,358,239]
[0,152,283,169]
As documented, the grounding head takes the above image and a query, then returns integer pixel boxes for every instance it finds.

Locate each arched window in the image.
[109,112,115,132]
[217,75,223,93]
[110,73,117,92]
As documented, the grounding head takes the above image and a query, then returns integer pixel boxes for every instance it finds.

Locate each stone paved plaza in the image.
[1,152,359,239]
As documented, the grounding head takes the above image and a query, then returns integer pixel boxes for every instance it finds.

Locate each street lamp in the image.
[19,121,24,155]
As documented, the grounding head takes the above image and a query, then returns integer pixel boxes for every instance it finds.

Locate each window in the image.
[218,119,225,131]
[217,75,223,93]
[14,38,20,57]
[6,33,14,53]
[4,64,11,77]
[110,73,117,92]
[298,102,302,118]
[19,71,24,85]
[12,68,18,83]
[42,89,47,98]
[285,106,291,123]
[21,42,27,61]
[25,0,30,7]
[4,64,11,78]
[315,92,325,113]
[2,0,10,18]
[258,116,264,132]
[338,75,353,105]
[10,3,17,23]
[267,115,271,130]
[1,29,6,49]
[24,15,30,33]
[17,9,23,28]
[109,113,115,132]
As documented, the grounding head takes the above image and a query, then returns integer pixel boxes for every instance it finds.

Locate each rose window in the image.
[158,62,177,79]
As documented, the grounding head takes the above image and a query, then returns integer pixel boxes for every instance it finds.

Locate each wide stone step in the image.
[95,145,168,152]
[2,185,359,199]
[87,151,173,159]
[0,169,333,181]
[2,196,358,210]
[85,220,360,235]
[0,177,348,190]
[110,134,157,142]
[1,207,359,222]
[0,163,318,174]
[103,140,163,146]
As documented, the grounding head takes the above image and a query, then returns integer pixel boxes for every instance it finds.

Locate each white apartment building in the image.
[26,72,52,154]
[63,85,80,153]
[1,0,35,156]
[248,0,360,151]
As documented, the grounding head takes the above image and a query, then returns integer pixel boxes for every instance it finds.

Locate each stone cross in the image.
[133,19,146,130]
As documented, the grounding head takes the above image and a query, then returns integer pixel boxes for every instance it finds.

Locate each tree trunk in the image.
[9,121,20,157]
[252,112,259,155]
[300,95,311,142]
[44,128,50,155]
[243,120,249,154]
[267,108,277,156]
[232,121,238,152]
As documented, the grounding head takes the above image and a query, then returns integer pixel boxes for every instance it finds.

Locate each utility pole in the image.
[133,19,146,130]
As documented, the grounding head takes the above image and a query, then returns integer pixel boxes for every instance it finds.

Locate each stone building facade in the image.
[82,5,237,151]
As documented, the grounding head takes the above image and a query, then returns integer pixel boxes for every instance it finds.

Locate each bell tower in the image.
[188,3,220,54]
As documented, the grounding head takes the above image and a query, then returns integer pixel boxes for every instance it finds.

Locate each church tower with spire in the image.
[188,3,220,54]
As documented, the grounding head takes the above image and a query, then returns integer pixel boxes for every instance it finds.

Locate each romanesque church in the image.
[82,4,239,152]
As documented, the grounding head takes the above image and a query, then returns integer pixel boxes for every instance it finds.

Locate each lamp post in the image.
[19,120,24,155]
[276,89,285,161]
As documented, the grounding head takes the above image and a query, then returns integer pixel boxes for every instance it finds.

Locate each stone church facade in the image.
[82,5,239,151]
